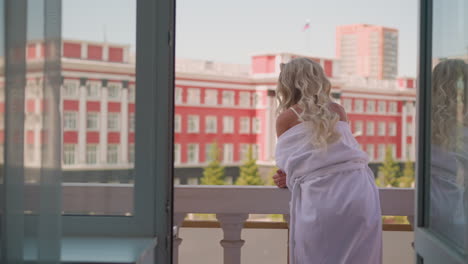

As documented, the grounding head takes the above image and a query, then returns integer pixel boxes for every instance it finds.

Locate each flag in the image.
[302,20,310,32]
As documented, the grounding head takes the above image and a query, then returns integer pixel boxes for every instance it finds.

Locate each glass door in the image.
[415,0,467,263]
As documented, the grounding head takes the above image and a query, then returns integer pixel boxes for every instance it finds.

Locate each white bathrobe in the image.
[275,121,382,264]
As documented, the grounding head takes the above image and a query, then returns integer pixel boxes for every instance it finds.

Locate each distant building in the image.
[18,33,415,184]
[336,24,399,80]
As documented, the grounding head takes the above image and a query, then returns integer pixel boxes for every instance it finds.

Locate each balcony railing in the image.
[58,184,415,264]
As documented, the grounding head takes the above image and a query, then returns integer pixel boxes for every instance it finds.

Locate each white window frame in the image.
[378,144,386,161]
[128,84,136,102]
[63,111,78,130]
[366,121,375,136]
[343,98,352,112]
[253,92,262,107]
[366,100,375,113]
[107,113,120,131]
[252,144,260,159]
[378,101,386,113]
[252,118,261,134]
[354,120,363,134]
[187,144,199,164]
[128,143,135,163]
[174,114,181,133]
[204,89,218,106]
[187,115,200,133]
[389,122,397,136]
[240,143,249,161]
[222,91,235,106]
[86,80,101,98]
[239,91,251,107]
[389,102,398,114]
[86,112,99,131]
[63,144,76,165]
[354,99,364,113]
[107,144,119,164]
[187,88,200,105]
[107,82,122,100]
[407,122,414,136]
[63,79,79,98]
[205,116,217,133]
[86,144,99,165]
[175,87,183,104]
[223,116,234,133]
[240,117,250,134]
[378,122,386,136]
[223,143,234,163]
[174,143,181,164]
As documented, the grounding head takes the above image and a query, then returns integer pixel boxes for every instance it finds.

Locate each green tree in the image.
[266,166,279,186]
[398,160,415,188]
[376,146,401,187]
[236,146,264,185]
[200,142,225,185]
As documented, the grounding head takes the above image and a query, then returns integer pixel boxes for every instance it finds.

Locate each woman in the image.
[273,58,382,264]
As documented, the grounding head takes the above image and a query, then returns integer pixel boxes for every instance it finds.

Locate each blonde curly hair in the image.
[276,57,340,148]
[431,59,467,151]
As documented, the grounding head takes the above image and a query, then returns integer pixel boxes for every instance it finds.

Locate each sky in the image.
[62,0,419,77]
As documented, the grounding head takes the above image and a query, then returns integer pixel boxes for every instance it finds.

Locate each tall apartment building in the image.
[336,24,399,80]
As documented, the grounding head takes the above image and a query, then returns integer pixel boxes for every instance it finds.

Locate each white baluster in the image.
[216,213,248,264]
[173,213,186,264]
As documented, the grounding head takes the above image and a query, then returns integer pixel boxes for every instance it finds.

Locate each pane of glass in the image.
[430,0,467,254]
[61,0,135,215]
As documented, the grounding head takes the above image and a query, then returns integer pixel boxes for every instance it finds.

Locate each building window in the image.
[128,84,135,101]
[354,121,363,134]
[223,144,233,163]
[129,144,135,163]
[205,143,215,162]
[407,122,413,136]
[174,144,181,164]
[223,116,234,133]
[205,116,217,133]
[107,113,120,131]
[389,102,397,113]
[240,117,250,134]
[86,112,99,130]
[378,101,386,113]
[188,115,200,133]
[175,87,183,104]
[355,99,364,112]
[187,88,200,104]
[64,112,78,130]
[187,144,199,164]
[366,144,374,161]
[129,113,135,132]
[252,144,260,159]
[343,99,352,112]
[389,122,396,136]
[240,144,249,161]
[366,121,375,136]
[239,92,251,107]
[107,145,119,164]
[63,79,79,97]
[252,118,261,134]
[366,100,375,113]
[63,144,76,165]
[204,89,218,105]
[222,91,235,106]
[174,114,181,133]
[253,92,262,107]
[378,122,386,136]
[86,145,98,165]
[390,144,397,158]
[108,82,122,99]
[378,144,386,161]
[86,81,101,98]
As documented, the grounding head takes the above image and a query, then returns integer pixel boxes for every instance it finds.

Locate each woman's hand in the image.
[273,170,287,188]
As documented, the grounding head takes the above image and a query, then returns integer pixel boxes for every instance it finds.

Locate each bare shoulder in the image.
[276,109,300,138]
[329,102,348,122]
